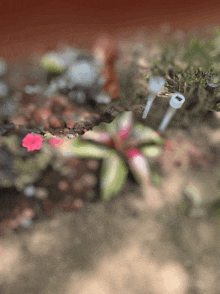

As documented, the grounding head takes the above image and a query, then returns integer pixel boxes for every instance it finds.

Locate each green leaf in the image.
[70,137,110,159]
[81,129,113,147]
[41,54,66,73]
[140,145,162,158]
[105,114,119,138]
[100,150,128,201]
[132,124,164,145]
[116,111,133,142]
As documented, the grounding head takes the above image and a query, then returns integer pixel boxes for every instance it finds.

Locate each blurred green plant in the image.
[71,111,164,201]
[145,34,220,114]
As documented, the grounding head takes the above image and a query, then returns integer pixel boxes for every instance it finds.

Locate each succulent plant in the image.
[71,111,164,200]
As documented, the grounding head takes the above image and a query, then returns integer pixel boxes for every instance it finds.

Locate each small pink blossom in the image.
[49,137,64,148]
[22,133,43,151]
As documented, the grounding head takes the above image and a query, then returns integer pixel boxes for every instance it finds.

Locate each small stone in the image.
[66,121,75,129]
[21,208,35,219]
[57,78,68,90]
[49,115,62,129]
[33,108,52,124]
[67,61,99,88]
[72,198,83,211]
[67,134,74,139]
[21,218,33,227]
[58,180,69,191]
[50,95,69,111]
[0,99,18,117]
[44,81,58,97]
[23,185,36,197]
[80,173,97,187]
[76,91,86,104]
[72,180,83,192]
[35,187,49,199]
[24,85,43,95]
[0,81,9,98]
[95,92,111,104]
[86,159,99,170]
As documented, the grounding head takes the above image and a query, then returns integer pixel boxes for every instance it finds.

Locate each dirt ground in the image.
[1,27,220,293]
[1,172,220,294]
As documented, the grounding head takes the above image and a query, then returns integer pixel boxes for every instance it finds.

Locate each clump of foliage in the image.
[71,111,164,201]
[145,29,220,114]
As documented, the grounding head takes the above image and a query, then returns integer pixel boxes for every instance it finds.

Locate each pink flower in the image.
[49,137,64,148]
[22,133,43,151]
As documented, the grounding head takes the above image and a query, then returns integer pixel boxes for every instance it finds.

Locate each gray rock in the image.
[67,60,99,88]
[0,81,9,98]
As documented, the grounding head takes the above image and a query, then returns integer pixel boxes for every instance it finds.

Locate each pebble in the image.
[86,159,99,170]
[67,134,75,139]
[24,85,43,95]
[95,92,111,104]
[21,218,33,227]
[58,180,69,191]
[35,187,49,199]
[81,173,98,187]
[67,60,99,88]
[23,185,36,197]
[0,81,9,98]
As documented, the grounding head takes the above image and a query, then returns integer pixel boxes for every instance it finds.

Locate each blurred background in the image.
[0,0,220,59]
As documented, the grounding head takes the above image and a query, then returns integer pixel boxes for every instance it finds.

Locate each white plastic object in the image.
[206,74,220,88]
[148,76,166,94]
[142,92,157,119]
[142,76,166,119]
[169,93,185,109]
[158,92,185,133]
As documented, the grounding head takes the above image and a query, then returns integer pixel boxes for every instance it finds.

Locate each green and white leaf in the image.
[70,137,110,159]
[128,151,151,185]
[41,53,66,73]
[100,150,128,201]
[133,124,164,145]
[81,130,112,145]
[140,145,162,158]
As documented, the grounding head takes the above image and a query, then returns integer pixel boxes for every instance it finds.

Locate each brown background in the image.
[0,0,220,59]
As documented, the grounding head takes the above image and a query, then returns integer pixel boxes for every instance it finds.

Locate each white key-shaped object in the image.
[158,92,185,133]
[142,76,166,119]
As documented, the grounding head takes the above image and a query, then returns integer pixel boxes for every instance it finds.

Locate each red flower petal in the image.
[49,137,64,148]
[22,133,43,151]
